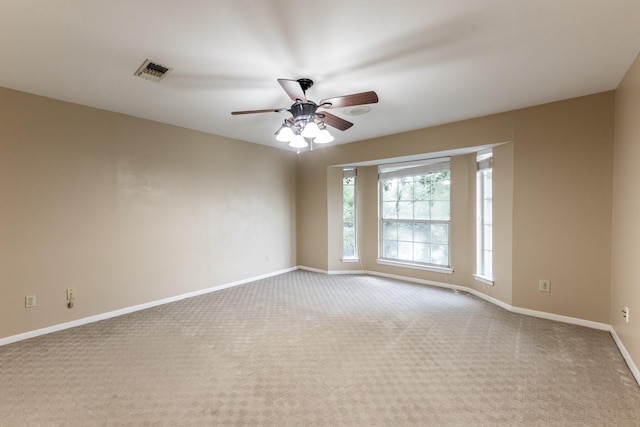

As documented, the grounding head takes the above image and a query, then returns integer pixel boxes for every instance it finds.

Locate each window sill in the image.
[376,259,453,274]
[341,258,360,263]
[473,274,495,286]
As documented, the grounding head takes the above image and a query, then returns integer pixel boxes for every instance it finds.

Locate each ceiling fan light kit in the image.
[232,78,378,152]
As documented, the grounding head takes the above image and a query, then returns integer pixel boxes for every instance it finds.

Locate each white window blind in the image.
[343,168,357,178]
[379,158,450,180]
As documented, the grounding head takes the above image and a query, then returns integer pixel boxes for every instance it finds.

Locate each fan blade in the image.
[316,111,353,131]
[319,91,378,109]
[231,108,288,115]
[278,79,307,102]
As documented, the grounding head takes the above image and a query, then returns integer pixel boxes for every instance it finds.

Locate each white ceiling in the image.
[2,1,640,149]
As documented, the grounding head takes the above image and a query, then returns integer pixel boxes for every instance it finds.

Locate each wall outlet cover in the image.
[25,295,36,308]
[539,279,551,292]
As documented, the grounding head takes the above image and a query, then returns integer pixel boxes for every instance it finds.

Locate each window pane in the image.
[344,212,355,225]
[397,202,413,219]
[431,224,449,244]
[343,227,355,258]
[414,243,429,263]
[383,240,398,259]
[382,201,398,219]
[343,182,354,199]
[483,170,492,197]
[414,179,429,201]
[398,223,413,241]
[399,180,414,201]
[483,250,493,277]
[431,201,450,220]
[383,222,398,240]
[344,200,355,222]
[343,171,356,259]
[414,223,430,243]
[398,241,413,261]
[483,200,492,223]
[432,172,451,200]
[381,180,397,201]
[483,225,492,250]
[344,213,355,224]
[431,244,449,266]
[414,201,429,220]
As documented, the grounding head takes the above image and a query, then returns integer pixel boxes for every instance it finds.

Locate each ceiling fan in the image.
[231,78,378,149]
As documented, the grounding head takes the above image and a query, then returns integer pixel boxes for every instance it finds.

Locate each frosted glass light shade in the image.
[276,126,294,142]
[301,121,320,138]
[288,135,308,148]
[314,128,334,143]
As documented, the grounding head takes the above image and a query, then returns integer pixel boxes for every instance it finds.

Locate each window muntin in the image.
[343,168,357,259]
[476,152,493,279]
[379,162,451,268]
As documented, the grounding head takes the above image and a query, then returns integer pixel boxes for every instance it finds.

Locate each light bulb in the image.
[288,135,308,148]
[301,121,320,138]
[276,126,294,142]
[314,128,334,143]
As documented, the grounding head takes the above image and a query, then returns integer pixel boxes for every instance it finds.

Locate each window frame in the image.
[474,151,494,285]
[342,168,358,262]
[377,159,452,273]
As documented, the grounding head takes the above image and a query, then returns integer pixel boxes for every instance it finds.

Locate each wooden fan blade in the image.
[278,79,307,102]
[231,108,288,115]
[319,91,378,109]
[316,111,353,131]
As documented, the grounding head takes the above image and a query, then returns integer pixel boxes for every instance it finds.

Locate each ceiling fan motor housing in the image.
[290,102,318,120]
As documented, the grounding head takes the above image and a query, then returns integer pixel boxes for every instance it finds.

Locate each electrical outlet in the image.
[66,288,76,301]
[25,295,36,308]
[538,279,551,293]
[622,307,630,323]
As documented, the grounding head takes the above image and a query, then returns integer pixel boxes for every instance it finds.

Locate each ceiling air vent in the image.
[134,59,172,82]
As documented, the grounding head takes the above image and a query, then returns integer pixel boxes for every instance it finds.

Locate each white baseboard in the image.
[0,267,297,347]
[509,306,610,331]
[345,268,639,386]
[361,269,611,329]
[297,265,328,274]
[328,270,367,275]
[609,327,640,386]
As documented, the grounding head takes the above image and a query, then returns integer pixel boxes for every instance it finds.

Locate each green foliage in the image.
[343,175,357,258]
[380,169,451,267]
[381,171,450,220]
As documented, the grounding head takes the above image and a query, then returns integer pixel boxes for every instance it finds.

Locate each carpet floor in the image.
[1,270,640,426]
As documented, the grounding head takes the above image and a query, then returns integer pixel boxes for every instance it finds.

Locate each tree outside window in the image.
[379,163,451,268]
[343,169,357,259]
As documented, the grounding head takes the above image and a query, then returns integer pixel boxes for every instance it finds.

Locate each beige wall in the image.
[612,52,640,368]
[491,142,514,304]
[297,91,614,324]
[511,94,614,322]
[0,87,297,339]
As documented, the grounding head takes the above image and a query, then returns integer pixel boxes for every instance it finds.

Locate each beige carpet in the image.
[1,270,639,426]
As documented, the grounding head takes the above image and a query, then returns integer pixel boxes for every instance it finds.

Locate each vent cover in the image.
[134,59,172,82]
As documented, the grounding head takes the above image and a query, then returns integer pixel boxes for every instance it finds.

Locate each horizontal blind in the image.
[379,159,450,180]
[477,156,493,171]
[343,168,357,178]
